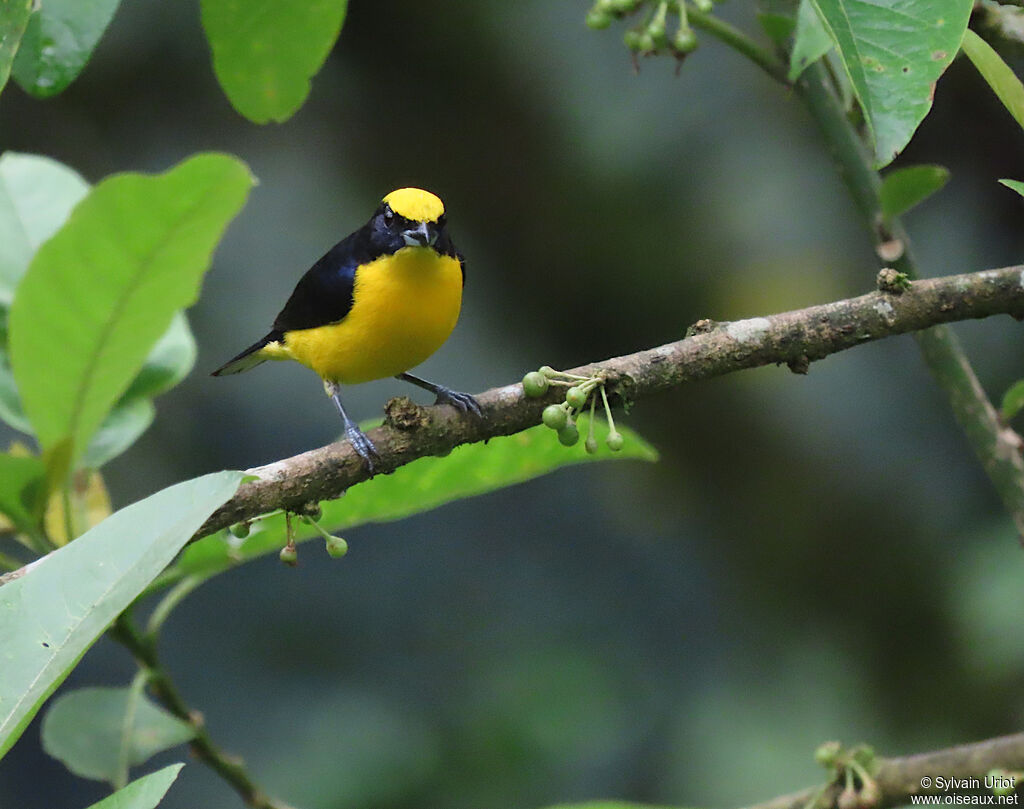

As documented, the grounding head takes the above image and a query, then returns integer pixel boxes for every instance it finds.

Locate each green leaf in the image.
[809,0,973,167]
[84,764,184,809]
[83,397,155,469]
[789,0,833,81]
[201,0,348,123]
[8,153,253,466]
[0,0,32,96]
[0,153,89,307]
[1000,179,1024,198]
[878,164,950,221]
[0,452,46,542]
[962,29,1024,133]
[0,470,243,760]
[11,0,122,97]
[757,13,796,46]
[120,312,196,403]
[0,314,193,460]
[1001,379,1024,422]
[177,418,658,578]
[42,687,195,783]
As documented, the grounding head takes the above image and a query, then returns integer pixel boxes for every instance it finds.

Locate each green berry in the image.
[542,404,568,431]
[279,545,298,566]
[672,26,698,53]
[566,386,589,409]
[636,31,656,51]
[522,371,549,397]
[586,9,613,28]
[229,522,250,539]
[624,29,645,50]
[585,436,599,454]
[558,423,580,446]
[606,431,625,452]
[325,535,349,558]
[814,741,842,768]
[538,365,557,376]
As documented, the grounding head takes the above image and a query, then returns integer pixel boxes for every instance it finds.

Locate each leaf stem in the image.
[686,6,789,84]
[114,668,150,790]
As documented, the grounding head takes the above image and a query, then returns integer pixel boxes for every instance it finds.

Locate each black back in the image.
[272,203,464,334]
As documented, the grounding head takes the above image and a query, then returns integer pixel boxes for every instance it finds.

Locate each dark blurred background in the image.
[2,1,1024,808]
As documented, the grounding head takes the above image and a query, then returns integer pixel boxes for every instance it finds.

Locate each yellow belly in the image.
[274,247,463,384]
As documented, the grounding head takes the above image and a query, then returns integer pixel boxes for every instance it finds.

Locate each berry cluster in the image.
[229,504,347,567]
[812,742,880,809]
[585,0,709,59]
[522,366,625,453]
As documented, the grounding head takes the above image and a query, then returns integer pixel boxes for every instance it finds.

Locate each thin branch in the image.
[194,265,1024,540]
[107,615,297,809]
[744,732,1024,809]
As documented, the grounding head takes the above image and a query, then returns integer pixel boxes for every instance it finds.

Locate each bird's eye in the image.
[383,206,395,224]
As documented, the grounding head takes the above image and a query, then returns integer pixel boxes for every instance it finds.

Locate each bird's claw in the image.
[344,424,381,474]
[434,387,482,417]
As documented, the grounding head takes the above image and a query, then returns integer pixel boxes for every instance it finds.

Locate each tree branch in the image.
[744,732,1024,809]
[195,265,1024,540]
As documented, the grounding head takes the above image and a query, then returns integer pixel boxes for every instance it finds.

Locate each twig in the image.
[107,614,297,809]
[743,732,1024,809]
[194,265,1024,540]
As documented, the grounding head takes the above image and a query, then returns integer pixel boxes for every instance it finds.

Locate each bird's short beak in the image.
[402,221,438,248]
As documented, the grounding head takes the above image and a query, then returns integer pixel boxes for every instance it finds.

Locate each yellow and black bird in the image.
[212,187,480,471]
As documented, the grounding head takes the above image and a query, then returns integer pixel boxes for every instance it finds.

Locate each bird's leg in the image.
[396,372,482,416]
[325,381,380,473]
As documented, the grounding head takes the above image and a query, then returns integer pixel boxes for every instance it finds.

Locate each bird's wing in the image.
[272,230,368,333]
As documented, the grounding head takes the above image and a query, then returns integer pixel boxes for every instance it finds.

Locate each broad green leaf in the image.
[42,687,195,783]
[9,154,253,466]
[0,353,30,433]
[0,314,193,459]
[1000,179,1024,198]
[12,0,121,97]
[962,29,1024,133]
[201,0,348,123]
[84,764,184,809]
[757,13,796,46]
[177,418,658,578]
[878,164,950,221]
[1001,379,1024,422]
[0,0,32,95]
[120,312,196,403]
[0,470,243,760]
[0,452,46,542]
[0,153,89,306]
[83,398,155,470]
[789,0,833,81]
[810,0,973,167]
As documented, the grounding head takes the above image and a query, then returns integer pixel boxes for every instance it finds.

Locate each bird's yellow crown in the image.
[383,188,445,223]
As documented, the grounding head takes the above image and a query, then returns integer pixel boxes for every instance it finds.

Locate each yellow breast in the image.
[279,247,463,384]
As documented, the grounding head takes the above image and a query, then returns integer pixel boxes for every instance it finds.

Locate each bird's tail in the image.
[211,332,282,376]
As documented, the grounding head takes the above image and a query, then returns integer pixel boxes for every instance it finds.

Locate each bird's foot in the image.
[344,422,381,474]
[433,386,482,417]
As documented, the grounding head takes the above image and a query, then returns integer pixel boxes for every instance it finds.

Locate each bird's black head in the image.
[367,187,451,255]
